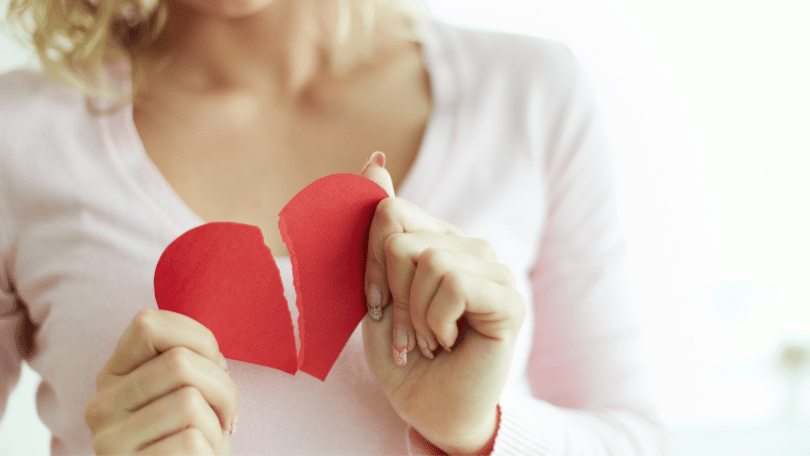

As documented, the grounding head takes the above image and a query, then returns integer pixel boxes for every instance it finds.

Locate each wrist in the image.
[409,405,501,455]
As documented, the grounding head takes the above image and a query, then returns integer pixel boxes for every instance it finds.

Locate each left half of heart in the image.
[154,222,300,375]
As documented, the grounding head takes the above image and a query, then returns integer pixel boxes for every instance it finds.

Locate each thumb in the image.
[361,151,395,197]
[362,303,409,386]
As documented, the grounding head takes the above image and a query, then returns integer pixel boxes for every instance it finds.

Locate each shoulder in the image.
[0,68,100,140]
[0,68,53,99]
[0,68,84,114]
[0,69,90,145]
[0,69,99,206]
[417,18,606,177]
[419,19,586,99]
[418,18,602,148]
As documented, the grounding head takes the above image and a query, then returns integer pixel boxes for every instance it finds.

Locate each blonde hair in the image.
[5,0,421,100]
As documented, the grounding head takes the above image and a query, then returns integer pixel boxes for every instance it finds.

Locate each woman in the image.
[0,0,668,453]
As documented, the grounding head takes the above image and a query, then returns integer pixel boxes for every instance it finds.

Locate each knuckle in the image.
[200,328,220,359]
[376,197,412,229]
[375,198,397,224]
[83,397,103,430]
[164,346,194,380]
[443,270,466,295]
[131,308,160,342]
[179,427,211,455]
[376,196,403,217]
[511,289,528,324]
[499,263,517,287]
[176,386,207,420]
[469,238,497,261]
[419,248,448,274]
[383,232,407,258]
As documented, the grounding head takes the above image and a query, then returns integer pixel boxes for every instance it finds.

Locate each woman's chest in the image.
[134,97,426,255]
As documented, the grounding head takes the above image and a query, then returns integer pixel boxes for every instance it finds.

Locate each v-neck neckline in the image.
[100,18,458,241]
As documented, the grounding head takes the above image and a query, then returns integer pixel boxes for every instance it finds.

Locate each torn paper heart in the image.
[154,173,388,381]
[154,222,298,374]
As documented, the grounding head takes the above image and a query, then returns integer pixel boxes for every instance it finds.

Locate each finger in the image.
[94,386,223,455]
[383,232,471,367]
[99,309,224,387]
[361,152,394,321]
[360,151,395,197]
[134,428,215,456]
[425,271,525,349]
[364,196,461,321]
[383,232,499,362]
[362,304,409,386]
[381,231,508,359]
[409,247,516,357]
[86,346,237,433]
[390,295,414,366]
[385,232,508,308]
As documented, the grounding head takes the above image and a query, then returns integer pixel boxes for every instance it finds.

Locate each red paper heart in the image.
[154,174,388,381]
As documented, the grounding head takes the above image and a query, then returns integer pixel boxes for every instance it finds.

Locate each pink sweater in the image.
[0,18,668,454]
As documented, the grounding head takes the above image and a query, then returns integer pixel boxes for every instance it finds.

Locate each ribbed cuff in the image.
[491,397,555,455]
[407,427,446,456]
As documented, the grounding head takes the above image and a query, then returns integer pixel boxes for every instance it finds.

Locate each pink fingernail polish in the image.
[361,151,385,173]
[393,324,408,365]
[367,283,383,322]
[395,324,408,349]
[393,345,407,366]
[416,333,434,360]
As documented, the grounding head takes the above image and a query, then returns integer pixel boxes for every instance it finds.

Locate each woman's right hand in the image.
[84,309,238,455]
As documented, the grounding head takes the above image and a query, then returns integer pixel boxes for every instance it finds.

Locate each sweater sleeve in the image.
[0,192,32,427]
[491,49,668,455]
[0,84,37,428]
[407,44,668,454]
[0,265,27,427]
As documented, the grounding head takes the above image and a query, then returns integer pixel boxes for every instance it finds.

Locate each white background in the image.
[2,0,809,454]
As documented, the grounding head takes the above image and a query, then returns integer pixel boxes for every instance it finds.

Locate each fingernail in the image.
[374,151,386,168]
[393,324,408,366]
[230,413,239,436]
[416,333,434,360]
[393,345,407,366]
[361,151,385,173]
[368,283,383,322]
[218,353,229,371]
[395,324,408,350]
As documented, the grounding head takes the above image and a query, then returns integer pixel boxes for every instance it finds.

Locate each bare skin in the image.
[133,0,429,256]
[87,0,526,453]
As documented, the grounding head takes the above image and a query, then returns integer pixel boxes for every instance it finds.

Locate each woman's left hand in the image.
[360,152,526,454]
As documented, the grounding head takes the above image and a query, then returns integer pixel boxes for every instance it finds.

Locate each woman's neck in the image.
[141,0,335,98]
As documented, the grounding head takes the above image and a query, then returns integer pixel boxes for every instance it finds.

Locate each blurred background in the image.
[1,0,809,454]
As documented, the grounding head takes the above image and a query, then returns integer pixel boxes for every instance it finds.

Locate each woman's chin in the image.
[173,0,280,19]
